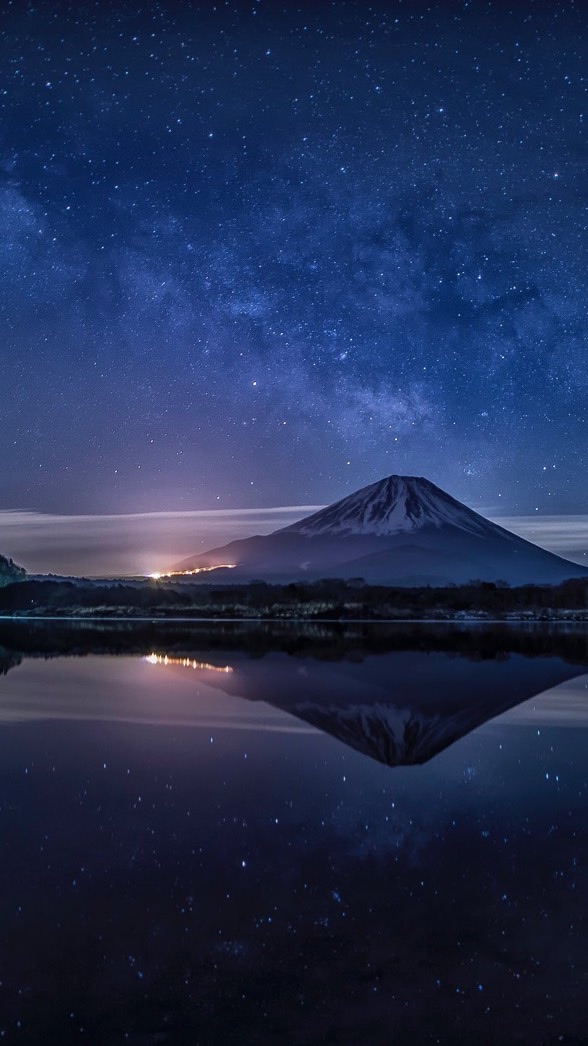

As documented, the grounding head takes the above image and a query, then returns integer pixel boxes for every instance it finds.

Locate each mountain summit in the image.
[175,475,587,586]
[281,475,502,539]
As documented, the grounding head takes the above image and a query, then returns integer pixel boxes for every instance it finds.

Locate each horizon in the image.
[1,488,587,577]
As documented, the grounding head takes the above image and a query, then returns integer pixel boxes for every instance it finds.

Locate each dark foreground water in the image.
[1,622,588,1044]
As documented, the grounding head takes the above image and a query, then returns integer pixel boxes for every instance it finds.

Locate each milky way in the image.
[0,0,586,521]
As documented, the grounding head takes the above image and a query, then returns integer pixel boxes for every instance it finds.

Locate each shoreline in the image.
[1,613,588,625]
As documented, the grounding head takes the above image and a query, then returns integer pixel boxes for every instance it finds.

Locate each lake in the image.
[0,621,587,1044]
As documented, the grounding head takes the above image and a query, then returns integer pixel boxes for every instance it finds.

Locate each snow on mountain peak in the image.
[280,475,498,538]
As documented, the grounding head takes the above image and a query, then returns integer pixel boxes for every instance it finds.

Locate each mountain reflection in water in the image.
[0,621,587,767]
[1,621,588,1043]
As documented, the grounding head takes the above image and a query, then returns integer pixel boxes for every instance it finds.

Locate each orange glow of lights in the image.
[148,564,236,580]
[145,653,233,674]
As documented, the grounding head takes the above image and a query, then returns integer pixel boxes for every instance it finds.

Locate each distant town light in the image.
[147,564,236,580]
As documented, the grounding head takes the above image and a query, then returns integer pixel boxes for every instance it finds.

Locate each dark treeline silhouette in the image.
[1,618,588,670]
[0,554,26,586]
[0,575,586,619]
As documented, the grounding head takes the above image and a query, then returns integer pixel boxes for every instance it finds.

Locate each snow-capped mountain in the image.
[282,475,503,539]
[287,701,484,766]
[174,475,588,586]
[180,646,588,768]
[1,629,586,768]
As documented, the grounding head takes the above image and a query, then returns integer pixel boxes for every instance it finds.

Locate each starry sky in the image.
[0,0,586,572]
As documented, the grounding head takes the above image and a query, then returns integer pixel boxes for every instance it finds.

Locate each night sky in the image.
[0,0,586,572]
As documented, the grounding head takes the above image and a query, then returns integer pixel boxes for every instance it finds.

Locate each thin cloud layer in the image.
[0,506,586,577]
[489,515,588,567]
[0,506,320,576]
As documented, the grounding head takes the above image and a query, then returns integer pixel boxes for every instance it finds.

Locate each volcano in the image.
[175,475,587,586]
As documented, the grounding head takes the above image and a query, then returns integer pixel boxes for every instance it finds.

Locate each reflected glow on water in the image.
[145,652,234,673]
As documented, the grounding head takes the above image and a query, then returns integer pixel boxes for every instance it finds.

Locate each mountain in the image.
[0,621,587,768]
[175,475,588,586]
[154,645,588,768]
[282,475,498,538]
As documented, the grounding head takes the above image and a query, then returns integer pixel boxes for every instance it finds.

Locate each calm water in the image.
[1,622,588,1044]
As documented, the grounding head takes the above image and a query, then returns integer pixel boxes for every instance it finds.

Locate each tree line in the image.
[0,575,586,617]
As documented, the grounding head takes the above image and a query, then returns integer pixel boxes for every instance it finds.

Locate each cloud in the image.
[489,514,588,566]
[0,656,320,730]
[490,677,588,726]
[0,505,322,577]
[1,505,586,578]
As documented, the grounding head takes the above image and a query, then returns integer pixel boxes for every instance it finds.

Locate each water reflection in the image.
[1,621,587,767]
[145,652,234,673]
[0,622,588,1042]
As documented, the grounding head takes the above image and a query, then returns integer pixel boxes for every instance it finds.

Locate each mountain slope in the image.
[281,475,505,539]
[178,647,588,768]
[175,475,588,586]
